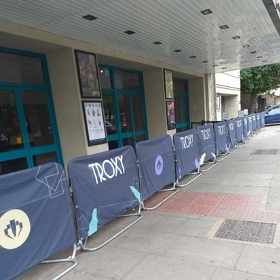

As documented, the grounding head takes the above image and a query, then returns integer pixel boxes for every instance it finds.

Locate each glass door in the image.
[0,87,62,175]
[100,66,148,150]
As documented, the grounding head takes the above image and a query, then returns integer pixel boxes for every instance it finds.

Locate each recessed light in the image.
[262,60,267,62]
[251,51,257,54]
[220,25,229,29]
[153,41,162,45]
[201,9,213,15]
[124,30,135,35]
[233,36,240,40]
[203,60,208,63]
[243,45,250,48]
[213,64,218,67]
[190,55,196,58]
[257,56,262,58]
[83,14,97,21]
[174,49,181,52]
[222,67,226,69]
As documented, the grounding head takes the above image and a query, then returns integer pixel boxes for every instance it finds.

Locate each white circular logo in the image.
[0,209,31,250]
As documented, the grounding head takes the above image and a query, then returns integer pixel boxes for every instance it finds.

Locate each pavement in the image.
[17,125,280,280]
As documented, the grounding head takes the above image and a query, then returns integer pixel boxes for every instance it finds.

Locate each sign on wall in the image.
[82,101,107,146]
[164,69,174,99]
[166,101,176,130]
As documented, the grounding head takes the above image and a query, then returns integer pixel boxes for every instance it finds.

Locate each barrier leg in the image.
[141,181,178,210]
[216,151,230,162]
[200,155,217,172]
[80,204,143,252]
[176,169,202,188]
[41,244,78,280]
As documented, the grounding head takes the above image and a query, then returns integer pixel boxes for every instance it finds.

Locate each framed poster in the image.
[166,101,176,130]
[222,111,228,120]
[164,69,174,99]
[82,101,107,146]
[238,110,244,118]
[75,50,101,98]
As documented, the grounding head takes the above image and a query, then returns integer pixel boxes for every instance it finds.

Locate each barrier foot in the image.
[80,205,143,252]
[176,171,202,188]
[41,244,78,280]
[200,157,217,172]
[217,151,230,162]
[141,182,178,210]
[229,145,238,154]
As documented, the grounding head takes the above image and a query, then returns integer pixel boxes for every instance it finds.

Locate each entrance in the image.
[0,49,63,175]
[100,66,148,150]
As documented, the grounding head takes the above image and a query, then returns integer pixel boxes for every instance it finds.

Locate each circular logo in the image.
[0,209,31,250]
[155,155,163,175]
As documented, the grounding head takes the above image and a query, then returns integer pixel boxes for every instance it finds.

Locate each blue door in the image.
[0,48,63,175]
[99,66,148,149]
[174,79,190,132]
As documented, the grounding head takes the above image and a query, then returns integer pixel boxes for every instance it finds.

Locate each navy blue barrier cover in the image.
[214,121,228,155]
[256,113,261,130]
[68,146,140,240]
[136,134,175,201]
[0,163,76,280]
[243,116,248,138]
[248,115,253,135]
[252,114,257,131]
[173,129,200,180]
[235,117,244,143]
[261,112,265,128]
[197,124,216,163]
[227,119,236,147]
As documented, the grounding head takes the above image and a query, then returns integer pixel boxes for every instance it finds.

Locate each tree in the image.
[240,63,280,112]
[241,63,280,97]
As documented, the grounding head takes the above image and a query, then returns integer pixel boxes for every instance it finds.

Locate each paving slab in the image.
[235,245,280,278]
[164,235,245,269]
[122,254,216,280]
[211,267,280,280]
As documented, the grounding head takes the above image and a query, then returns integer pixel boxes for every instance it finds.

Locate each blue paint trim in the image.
[0,47,64,169]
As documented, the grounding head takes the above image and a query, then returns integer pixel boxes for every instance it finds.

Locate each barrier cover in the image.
[261,112,265,128]
[0,163,76,280]
[252,114,257,131]
[173,129,200,180]
[136,134,175,201]
[235,117,244,143]
[197,124,216,163]
[256,113,261,130]
[227,119,236,147]
[248,115,253,135]
[214,121,228,155]
[68,146,140,240]
[243,116,248,138]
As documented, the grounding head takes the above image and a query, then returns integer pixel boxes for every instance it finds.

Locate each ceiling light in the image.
[220,25,229,29]
[251,51,257,54]
[100,70,103,73]
[213,65,218,67]
[190,55,196,58]
[243,45,250,48]
[257,56,262,58]
[222,67,227,69]
[201,9,212,15]
[124,30,135,35]
[83,14,97,21]
[262,60,267,62]
[174,49,182,52]
[203,60,208,63]
[153,41,162,45]
[233,36,240,40]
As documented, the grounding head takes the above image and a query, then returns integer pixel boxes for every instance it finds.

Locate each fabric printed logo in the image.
[201,129,211,140]
[253,116,256,121]
[88,156,125,184]
[217,125,225,135]
[155,155,163,175]
[244,119,247,125]
[236,120,242,127]
[229,123,234,130]
[257,115,260,120]
[0,209,31,250]
[180,134,194,149]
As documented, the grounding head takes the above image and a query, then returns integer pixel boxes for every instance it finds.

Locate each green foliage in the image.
[240,64,280,97]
